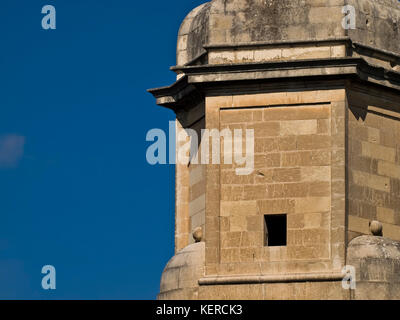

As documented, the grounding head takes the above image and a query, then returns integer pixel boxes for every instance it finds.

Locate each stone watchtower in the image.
[149,0,400,300]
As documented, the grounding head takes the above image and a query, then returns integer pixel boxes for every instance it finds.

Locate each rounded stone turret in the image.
[158,242,205,300]
[177,0,400,66]
[347,236,400,300]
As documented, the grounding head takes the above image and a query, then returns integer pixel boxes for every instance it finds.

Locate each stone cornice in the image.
[148,57,400,110]
[198,271,345,286]
[203,37,351,50]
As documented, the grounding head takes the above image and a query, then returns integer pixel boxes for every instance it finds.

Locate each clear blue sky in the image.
[0,0,207,300]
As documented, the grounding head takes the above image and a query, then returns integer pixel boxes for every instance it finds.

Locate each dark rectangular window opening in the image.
[264,214,287,247]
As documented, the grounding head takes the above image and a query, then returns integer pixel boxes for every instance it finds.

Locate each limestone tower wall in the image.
[149,0,400,300]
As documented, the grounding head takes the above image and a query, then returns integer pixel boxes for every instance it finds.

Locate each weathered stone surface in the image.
[347,236,400,300]
[154,0,400,301]
[177,0,400,66]
[158,242,205,300]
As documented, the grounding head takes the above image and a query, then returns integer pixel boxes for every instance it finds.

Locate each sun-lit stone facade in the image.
[149,0,400,300]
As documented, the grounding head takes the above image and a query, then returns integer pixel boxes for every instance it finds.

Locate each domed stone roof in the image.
[348,235,400,260]
[347,235,400,299]
[177,0,400,66]
[158,242,205,300]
